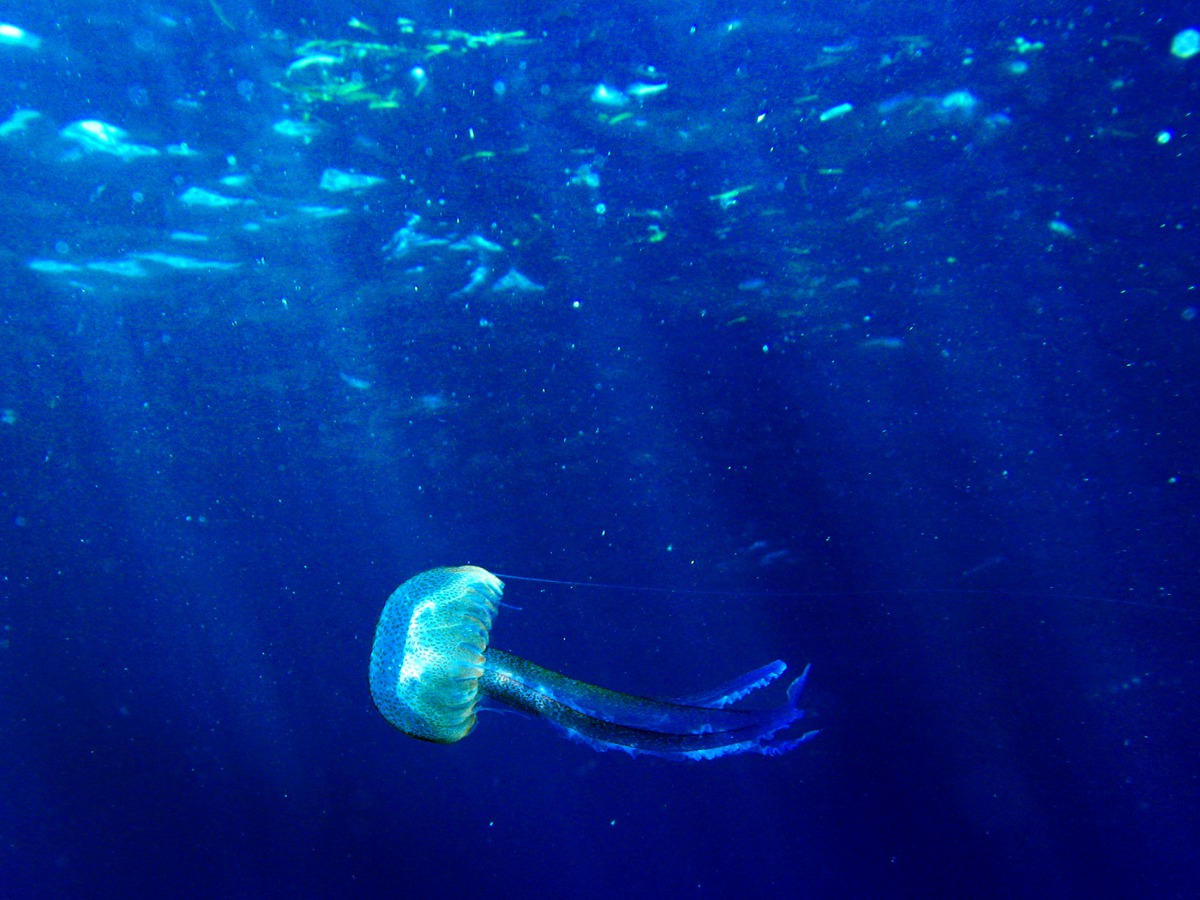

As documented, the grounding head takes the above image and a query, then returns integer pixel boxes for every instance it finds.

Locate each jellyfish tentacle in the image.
[670,659,789,708]
[480,650,817,759]
[481,649,794,734]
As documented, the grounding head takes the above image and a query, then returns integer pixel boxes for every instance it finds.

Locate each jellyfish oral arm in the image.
[671,659,790,708]
[479,649,818,760]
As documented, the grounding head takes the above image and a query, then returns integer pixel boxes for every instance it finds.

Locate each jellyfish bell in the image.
[369,565,500,743]
[368,565,818,760]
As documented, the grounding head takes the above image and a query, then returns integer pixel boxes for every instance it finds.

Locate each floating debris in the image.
[384,214,449,259]
[1171,28,1200,60]
[709,185,755,209]
[424,28,532,55]
[33,252,239,278]
[818,102,854,122]
[276,27,534,108]
[129,253,240,271]
[0,109,40,138]
[86,259,149,278]
[859,337,906,351]
[27,259,81,274]
[591,83,629,107]
[451,234,504,254]
[759,549,792,567]
[285,53,343,78]
[454,265,491,296]
[627,81,668,101]
[940,90,978,113]
[591,79,667,109]
[273,118,322,142]
[409,66,429,96]
[492,268,544,293]
[60,120,160,160]
[319,168,386,192]
[0,22,41,50]
[296,205,350,219]
[178,187,252,209]
[1048,218,1075,237]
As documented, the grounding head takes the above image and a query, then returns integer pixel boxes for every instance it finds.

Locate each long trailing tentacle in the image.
[480,649,818,760]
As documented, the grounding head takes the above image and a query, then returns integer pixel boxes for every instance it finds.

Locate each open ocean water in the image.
[1,1,1198,897]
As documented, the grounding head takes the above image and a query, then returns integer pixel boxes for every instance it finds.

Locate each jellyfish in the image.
[369,565,818,760]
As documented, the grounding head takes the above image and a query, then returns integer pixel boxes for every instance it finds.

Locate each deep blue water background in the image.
[2,1,1199,897]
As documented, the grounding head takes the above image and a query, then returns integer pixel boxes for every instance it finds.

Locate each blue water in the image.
[2,1,1198,897]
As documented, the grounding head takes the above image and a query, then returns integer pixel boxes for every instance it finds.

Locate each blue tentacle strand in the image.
[480,649,818,760]
[671,660,790,708]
